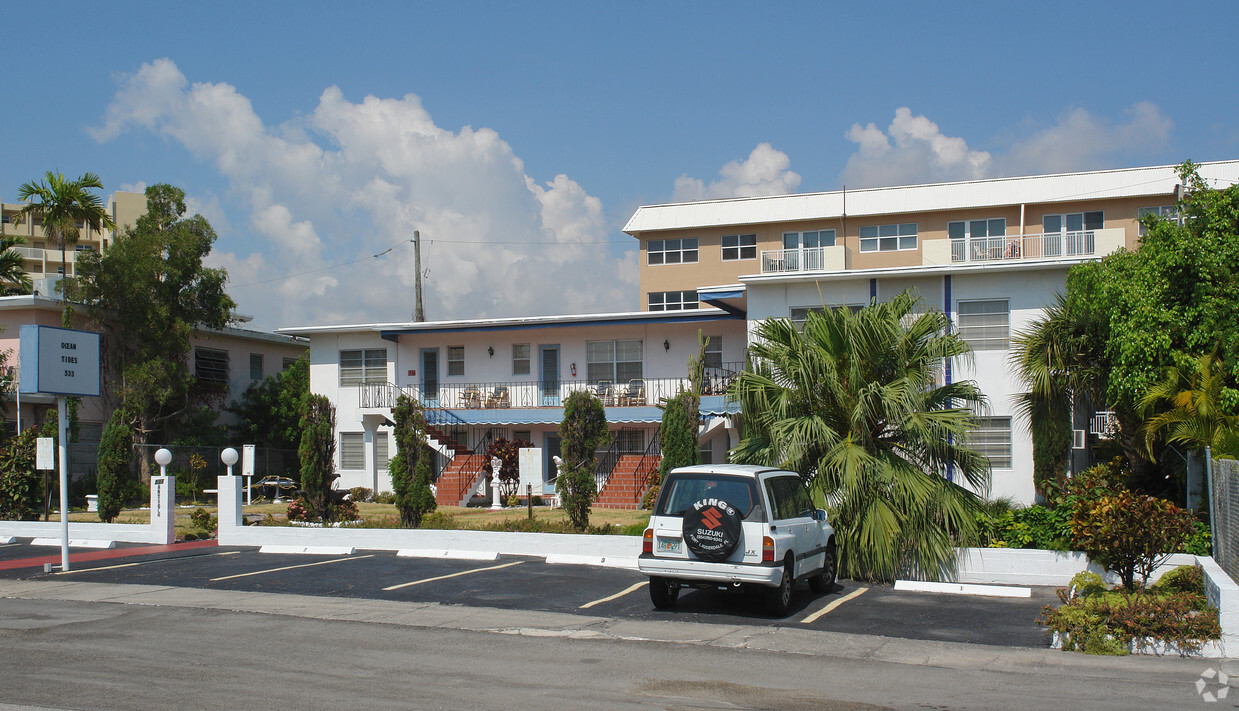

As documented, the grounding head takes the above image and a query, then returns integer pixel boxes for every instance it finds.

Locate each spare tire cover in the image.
[682,498,743,562]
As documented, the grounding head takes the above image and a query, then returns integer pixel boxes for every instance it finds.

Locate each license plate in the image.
[657,537,682,554]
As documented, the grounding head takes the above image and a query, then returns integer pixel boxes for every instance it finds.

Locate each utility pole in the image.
[413,229,425,322]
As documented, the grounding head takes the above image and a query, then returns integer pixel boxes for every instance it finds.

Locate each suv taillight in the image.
[762,536,775,562]
[642,528,653,554]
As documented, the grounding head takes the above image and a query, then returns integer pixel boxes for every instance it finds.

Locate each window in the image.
[648,290,698,311]
[376,432,390,468]
[339,349,387,386]
[971,417,1012,469]
[790,305,862,329]
[282,357,299,370]
[764,476,814,520]
[647,238,698,265]
[1137,205,1180,236]
[0,214,10,224]
[782,229,836,250]
[948,219,1005,241]
[957,300,1009,351]
[195,347,229,383]
[512,344,531,375]
[75,244,96,253]
[447,346,465,376]
[721,234,757,261]
[859,223,917,252]
[513,430,532,443]
[703,337,723,370]
[1043,211,1103,234]
[340,432,365,470]
[249,353,263,382]
[587,339,643,384]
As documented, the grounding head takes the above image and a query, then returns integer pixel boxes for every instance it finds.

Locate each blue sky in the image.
[4,1,1237,330]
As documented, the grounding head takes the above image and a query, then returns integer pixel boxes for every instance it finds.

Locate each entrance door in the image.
[539,345,560,406]
[421,348,439,407]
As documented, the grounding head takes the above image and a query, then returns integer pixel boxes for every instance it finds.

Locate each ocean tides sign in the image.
[18,325,101,397]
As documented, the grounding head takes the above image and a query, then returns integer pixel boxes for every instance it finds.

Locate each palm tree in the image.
[1009,293,1106,496]
[1140,351,1239,459]
[729,290,991,582]
[14,171,115,283]
[0,230,33,295]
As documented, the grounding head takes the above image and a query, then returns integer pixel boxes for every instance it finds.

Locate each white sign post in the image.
[19,326,101,573]
[242,444,255,505]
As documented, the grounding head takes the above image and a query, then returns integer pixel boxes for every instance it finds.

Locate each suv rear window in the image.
[656,474,760,519]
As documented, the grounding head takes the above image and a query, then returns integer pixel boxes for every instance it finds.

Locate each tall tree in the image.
[298,393,338,523]
[1025,162,1239,491]
[389,394,436,528]
[1010,294,1107,497]
[557,390,610,531]
[229,355,309,450]
[14,171,115,278]
[74,184,235,476]
[730,290,990,582]
[95,410,133,523]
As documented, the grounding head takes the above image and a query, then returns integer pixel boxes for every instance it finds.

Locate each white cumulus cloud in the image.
[91,59,636,329]
[839,104,1174,188]
[672,143,801,201]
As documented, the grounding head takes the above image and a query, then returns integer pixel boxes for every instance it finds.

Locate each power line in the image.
[229,235,633,289]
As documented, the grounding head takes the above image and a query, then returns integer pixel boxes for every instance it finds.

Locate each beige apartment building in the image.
[624,160,1239,503]
[0,191,145,287]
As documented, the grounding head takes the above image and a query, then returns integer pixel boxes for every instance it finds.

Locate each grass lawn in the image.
[62,501,651,539]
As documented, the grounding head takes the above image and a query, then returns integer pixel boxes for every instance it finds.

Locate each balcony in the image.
[759,229,1126,274]
[358,363,744,420]
[760,245,847,274]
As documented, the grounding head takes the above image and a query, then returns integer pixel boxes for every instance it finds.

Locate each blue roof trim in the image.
[698,289,744,300]
[380,312,741,340]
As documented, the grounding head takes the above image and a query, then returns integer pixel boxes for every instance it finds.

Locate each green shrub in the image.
[1180,520,1212,555]
[349,487,373,503]
[0,429,41,520]
[1071,490,1196,589]
[96,411,132,523]
[1067,570,1107,599]
[332,498,360,522]
[189,507,217,532]
[417,511,459,530]
[373,491,396,504]
[1040,587,1219,655]
[1152,564,1204,596]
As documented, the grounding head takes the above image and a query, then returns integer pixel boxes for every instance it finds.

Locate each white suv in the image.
[638,464,836,616]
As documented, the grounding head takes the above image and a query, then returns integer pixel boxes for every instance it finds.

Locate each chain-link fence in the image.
[1210,457,1238,583]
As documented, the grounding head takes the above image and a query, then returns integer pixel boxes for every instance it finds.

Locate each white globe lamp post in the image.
[155,448,172,477]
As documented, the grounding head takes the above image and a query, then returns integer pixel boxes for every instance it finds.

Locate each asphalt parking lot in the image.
[0,539,1057,648]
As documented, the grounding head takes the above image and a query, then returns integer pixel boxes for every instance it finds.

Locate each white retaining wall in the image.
[0,476,177,545]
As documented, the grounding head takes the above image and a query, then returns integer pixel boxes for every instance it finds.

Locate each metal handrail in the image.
[635,428,663,506]
[360,376,741,411]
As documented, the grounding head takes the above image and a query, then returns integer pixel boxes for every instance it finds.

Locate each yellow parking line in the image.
[56,549,240,575]
[382,561,524,591]
[579,581,646,609]
[210,554,373,582]
[801,586,868,624]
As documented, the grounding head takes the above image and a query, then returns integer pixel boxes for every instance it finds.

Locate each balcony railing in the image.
[950,231,1096,264]
[761,247,834,273]
[360,362,744,411]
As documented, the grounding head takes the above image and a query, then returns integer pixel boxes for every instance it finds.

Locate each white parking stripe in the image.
[800,586,868,624]
[579,581,646,609]
[55,550,240,575]
[210,554,374,582]
[382,561,524,591]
